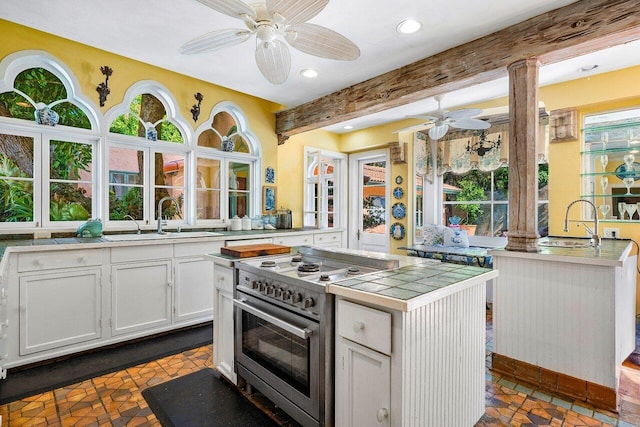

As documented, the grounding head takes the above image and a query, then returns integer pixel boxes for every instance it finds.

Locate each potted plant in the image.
[456,178,485,235]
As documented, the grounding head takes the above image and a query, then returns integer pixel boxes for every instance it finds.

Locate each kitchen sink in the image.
[102,231,223,241]
[538,238,592,248]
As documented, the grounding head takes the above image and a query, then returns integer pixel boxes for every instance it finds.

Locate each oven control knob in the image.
[303,297,315,308]
[275,287,284,298]
[259,282,268,292]
[292,292,303,304]
[251,280,261,290]
[283,290,292,301]
[266,285,276,296]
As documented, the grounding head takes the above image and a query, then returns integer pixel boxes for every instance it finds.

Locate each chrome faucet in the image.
[563,199,601,249]
[157,196,182,234]
[123,214,141,234]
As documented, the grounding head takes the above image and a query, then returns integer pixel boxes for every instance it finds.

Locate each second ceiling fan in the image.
[396,95,491,140]
[180,0,360,84]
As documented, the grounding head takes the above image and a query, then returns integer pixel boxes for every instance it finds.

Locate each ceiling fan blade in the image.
[286,23,360,60]
[196,0,257,20]
[409,114,439,122]
[266,0,328,24]
[392,123,432,134]
[428,124,449,140]
[180,28,253,54]
[255,39,291,84]
[444,108,483,120]
[449,118,491,130]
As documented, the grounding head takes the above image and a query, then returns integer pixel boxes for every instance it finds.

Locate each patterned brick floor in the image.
[1,312,638,426]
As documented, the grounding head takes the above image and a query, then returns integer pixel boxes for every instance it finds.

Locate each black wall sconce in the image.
[96,66,113,107]
[191,92,203,122]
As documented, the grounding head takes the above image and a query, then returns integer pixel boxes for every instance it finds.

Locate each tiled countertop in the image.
[327,257,498,312]
[489,237,634,267]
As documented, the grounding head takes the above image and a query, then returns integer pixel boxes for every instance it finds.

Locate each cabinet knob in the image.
[376,408,389,422]
[79,256,88,263]
[33,259,43,267]
[353,321,365,333]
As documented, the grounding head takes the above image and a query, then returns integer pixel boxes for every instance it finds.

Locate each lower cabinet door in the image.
[214,287,236,384]
[174,257,214,323]
[111,260,172,336]
[336,336,391,427]
[19,268,102,355]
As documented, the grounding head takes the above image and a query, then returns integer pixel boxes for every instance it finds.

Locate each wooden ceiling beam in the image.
[275,0,640,143]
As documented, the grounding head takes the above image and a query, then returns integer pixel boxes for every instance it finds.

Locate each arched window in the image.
[105,82,190,227]
[195,102,260,222]
[0,52,99,228]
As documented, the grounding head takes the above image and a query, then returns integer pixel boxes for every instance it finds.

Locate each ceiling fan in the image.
[395,95,491,140]
[180,0,360,84]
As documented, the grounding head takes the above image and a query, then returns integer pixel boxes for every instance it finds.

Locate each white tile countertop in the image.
[323,248,498,312]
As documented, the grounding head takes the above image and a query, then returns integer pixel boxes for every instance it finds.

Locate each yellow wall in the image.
[0,19,283,188]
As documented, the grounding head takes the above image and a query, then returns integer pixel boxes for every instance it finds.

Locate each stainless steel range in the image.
[234,246,398,427]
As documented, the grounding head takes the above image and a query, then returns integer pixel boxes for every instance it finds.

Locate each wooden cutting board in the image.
[220,243,291,258]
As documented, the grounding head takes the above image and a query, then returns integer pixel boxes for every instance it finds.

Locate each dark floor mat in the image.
[0,323,212,405]
[143,367,278,427]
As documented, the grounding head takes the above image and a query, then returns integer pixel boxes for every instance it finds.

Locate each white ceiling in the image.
[2,0,639,133]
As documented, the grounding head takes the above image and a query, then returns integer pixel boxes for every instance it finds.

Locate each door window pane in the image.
[362,161,386,233]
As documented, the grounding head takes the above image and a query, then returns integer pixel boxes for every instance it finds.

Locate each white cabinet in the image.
[336,337,390,427]
[313,231,342,247]
[334,282,487,427]
[273,234,313,247]
[19,267,102,355]
[335,299,391,427]
[174,257,214,323]
[213,264,236,384]
[111,259,172,336]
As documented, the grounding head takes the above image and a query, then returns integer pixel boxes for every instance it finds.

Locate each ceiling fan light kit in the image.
[181,0,360,84]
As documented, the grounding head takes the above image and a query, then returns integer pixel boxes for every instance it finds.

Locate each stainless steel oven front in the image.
[234,290,322,426]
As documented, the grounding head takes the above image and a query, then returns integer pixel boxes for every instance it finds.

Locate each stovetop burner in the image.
[319,274,331,282]
[347,266,361,275]
[298,263,321,273]
[260,260,277,268]
[290,254,303,264]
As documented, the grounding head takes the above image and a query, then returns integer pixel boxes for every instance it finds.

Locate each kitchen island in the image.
[489,237,637,411]
[324,249,498,427]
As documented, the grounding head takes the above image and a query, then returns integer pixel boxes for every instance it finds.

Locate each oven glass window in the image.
[241,311,310,395]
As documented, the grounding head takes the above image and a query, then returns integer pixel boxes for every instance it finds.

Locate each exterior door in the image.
[349,149,389,253]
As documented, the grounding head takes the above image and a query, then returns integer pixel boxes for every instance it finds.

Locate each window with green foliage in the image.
[0,65,96,226]
[442,165,549,237]
[109,94,183,143]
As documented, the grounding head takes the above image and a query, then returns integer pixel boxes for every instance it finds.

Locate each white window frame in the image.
[303,147,346,229]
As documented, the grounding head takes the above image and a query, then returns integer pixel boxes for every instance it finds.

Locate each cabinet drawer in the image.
[111,244,172,263]
[174,241,224,258]
[214,266,234,293]
[337,299,391,355]
[18,250,102,272]
[313,231,341,246]
[273,234,312,246]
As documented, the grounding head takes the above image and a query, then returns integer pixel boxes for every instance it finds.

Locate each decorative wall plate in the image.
[393,186,404,199]
[395,175,403,184]
[392,202,406,219]
[615,162,640,181]
[390,222,405,240]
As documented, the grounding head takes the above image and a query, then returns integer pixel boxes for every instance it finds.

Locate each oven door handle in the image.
[234,299,313,340]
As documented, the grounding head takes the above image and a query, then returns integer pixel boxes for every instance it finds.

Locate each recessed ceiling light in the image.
[300,69,318,78]
[343,125,353,130]
[579,64,599,72]
[396,19,421,34]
